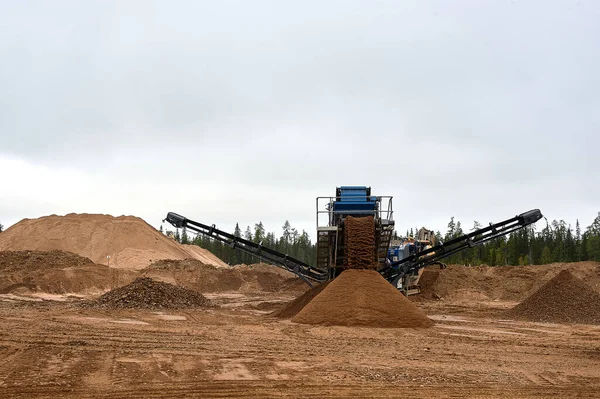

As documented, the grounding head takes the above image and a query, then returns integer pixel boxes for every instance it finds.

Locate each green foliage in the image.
[0,222,3,233]
[179,220,316,267]
[181,227,190,245]
[441,212,600,266]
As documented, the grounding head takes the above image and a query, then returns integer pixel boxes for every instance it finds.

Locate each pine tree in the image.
[254,222,265,244]
[282,220,292,253]
[0,222,3,233]
[575,219,582,261]
[445,217,456,242]
[540,245,552,264]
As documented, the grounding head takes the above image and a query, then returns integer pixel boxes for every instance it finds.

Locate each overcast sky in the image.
[1,0,599,240]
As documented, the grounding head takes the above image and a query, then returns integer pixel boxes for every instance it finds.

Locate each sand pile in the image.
[292,269,433,328]
[0,250,137,295]
[272,281,330,318]
[142,260,306,293]
[344,216,377,269]
[504,270,600,324]
[0,213,228,270]
[417,262,600,301]
[94,277,211,309]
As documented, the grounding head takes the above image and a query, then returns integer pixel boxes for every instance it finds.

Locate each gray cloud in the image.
[1,0,599,237]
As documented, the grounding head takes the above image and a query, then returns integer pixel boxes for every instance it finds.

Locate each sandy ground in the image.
[1,293,599,398]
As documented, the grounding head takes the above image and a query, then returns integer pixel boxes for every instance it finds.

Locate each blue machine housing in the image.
[332,186,377,216]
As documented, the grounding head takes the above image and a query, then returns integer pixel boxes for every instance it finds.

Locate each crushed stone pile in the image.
[272,281,330,318]
[504,270,600,324]
[94,277,212,309]
[292,269,433,328]
[0,250,94,271]
[0,213,228,270]
[344,216,377,269]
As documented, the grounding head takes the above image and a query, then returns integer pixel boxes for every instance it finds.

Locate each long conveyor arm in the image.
[163,212,328,285]
[381,209,543,282]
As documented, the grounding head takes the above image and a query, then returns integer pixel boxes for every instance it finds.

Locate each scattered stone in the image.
[92,277,212,309]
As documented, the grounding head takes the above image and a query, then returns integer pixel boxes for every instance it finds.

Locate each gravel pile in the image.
[505,270,600,324]
[94,277,212,309]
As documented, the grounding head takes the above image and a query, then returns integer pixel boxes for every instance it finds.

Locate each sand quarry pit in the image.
[2,265,600,398]
[1,215,600,397]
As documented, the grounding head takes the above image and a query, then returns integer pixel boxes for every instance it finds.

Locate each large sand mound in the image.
[292,269,433,328]
[0,250,138,295]
[93,277,212,309]
[504,270,600,324]
[0,213,227,270]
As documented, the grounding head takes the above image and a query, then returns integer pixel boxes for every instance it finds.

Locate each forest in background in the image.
[162,212,600,267]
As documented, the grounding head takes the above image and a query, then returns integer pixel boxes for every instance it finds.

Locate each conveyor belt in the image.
[164,212,328,286]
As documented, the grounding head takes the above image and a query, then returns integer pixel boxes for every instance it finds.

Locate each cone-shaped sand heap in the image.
[505,270,600,324]
[292,269,433,328]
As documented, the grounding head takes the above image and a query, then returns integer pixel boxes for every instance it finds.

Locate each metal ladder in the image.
[316,227,338,271]
[376,220,395,265]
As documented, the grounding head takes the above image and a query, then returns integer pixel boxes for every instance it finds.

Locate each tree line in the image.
[163,212,600,267]
[434,212,600,266]
[162,220,315,266]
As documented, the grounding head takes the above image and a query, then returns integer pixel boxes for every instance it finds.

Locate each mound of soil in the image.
[344,216,377,269]
[0,250,95,271]
[0,213,227,270]
[417,262,600,301]
[272,281,330,318]
[504,270,600,324]
[94,278,211,309]
[292,269,433,328]
[143,260,306,293]
[0,250,137,295]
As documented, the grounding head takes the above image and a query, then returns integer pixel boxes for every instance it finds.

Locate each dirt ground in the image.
[1,291,599,398]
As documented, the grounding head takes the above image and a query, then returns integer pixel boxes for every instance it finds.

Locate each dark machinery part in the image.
[380,209,543,291]
[163,212,328,286]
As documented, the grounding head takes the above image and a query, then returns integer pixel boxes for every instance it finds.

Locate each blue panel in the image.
[333,201,376,213]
